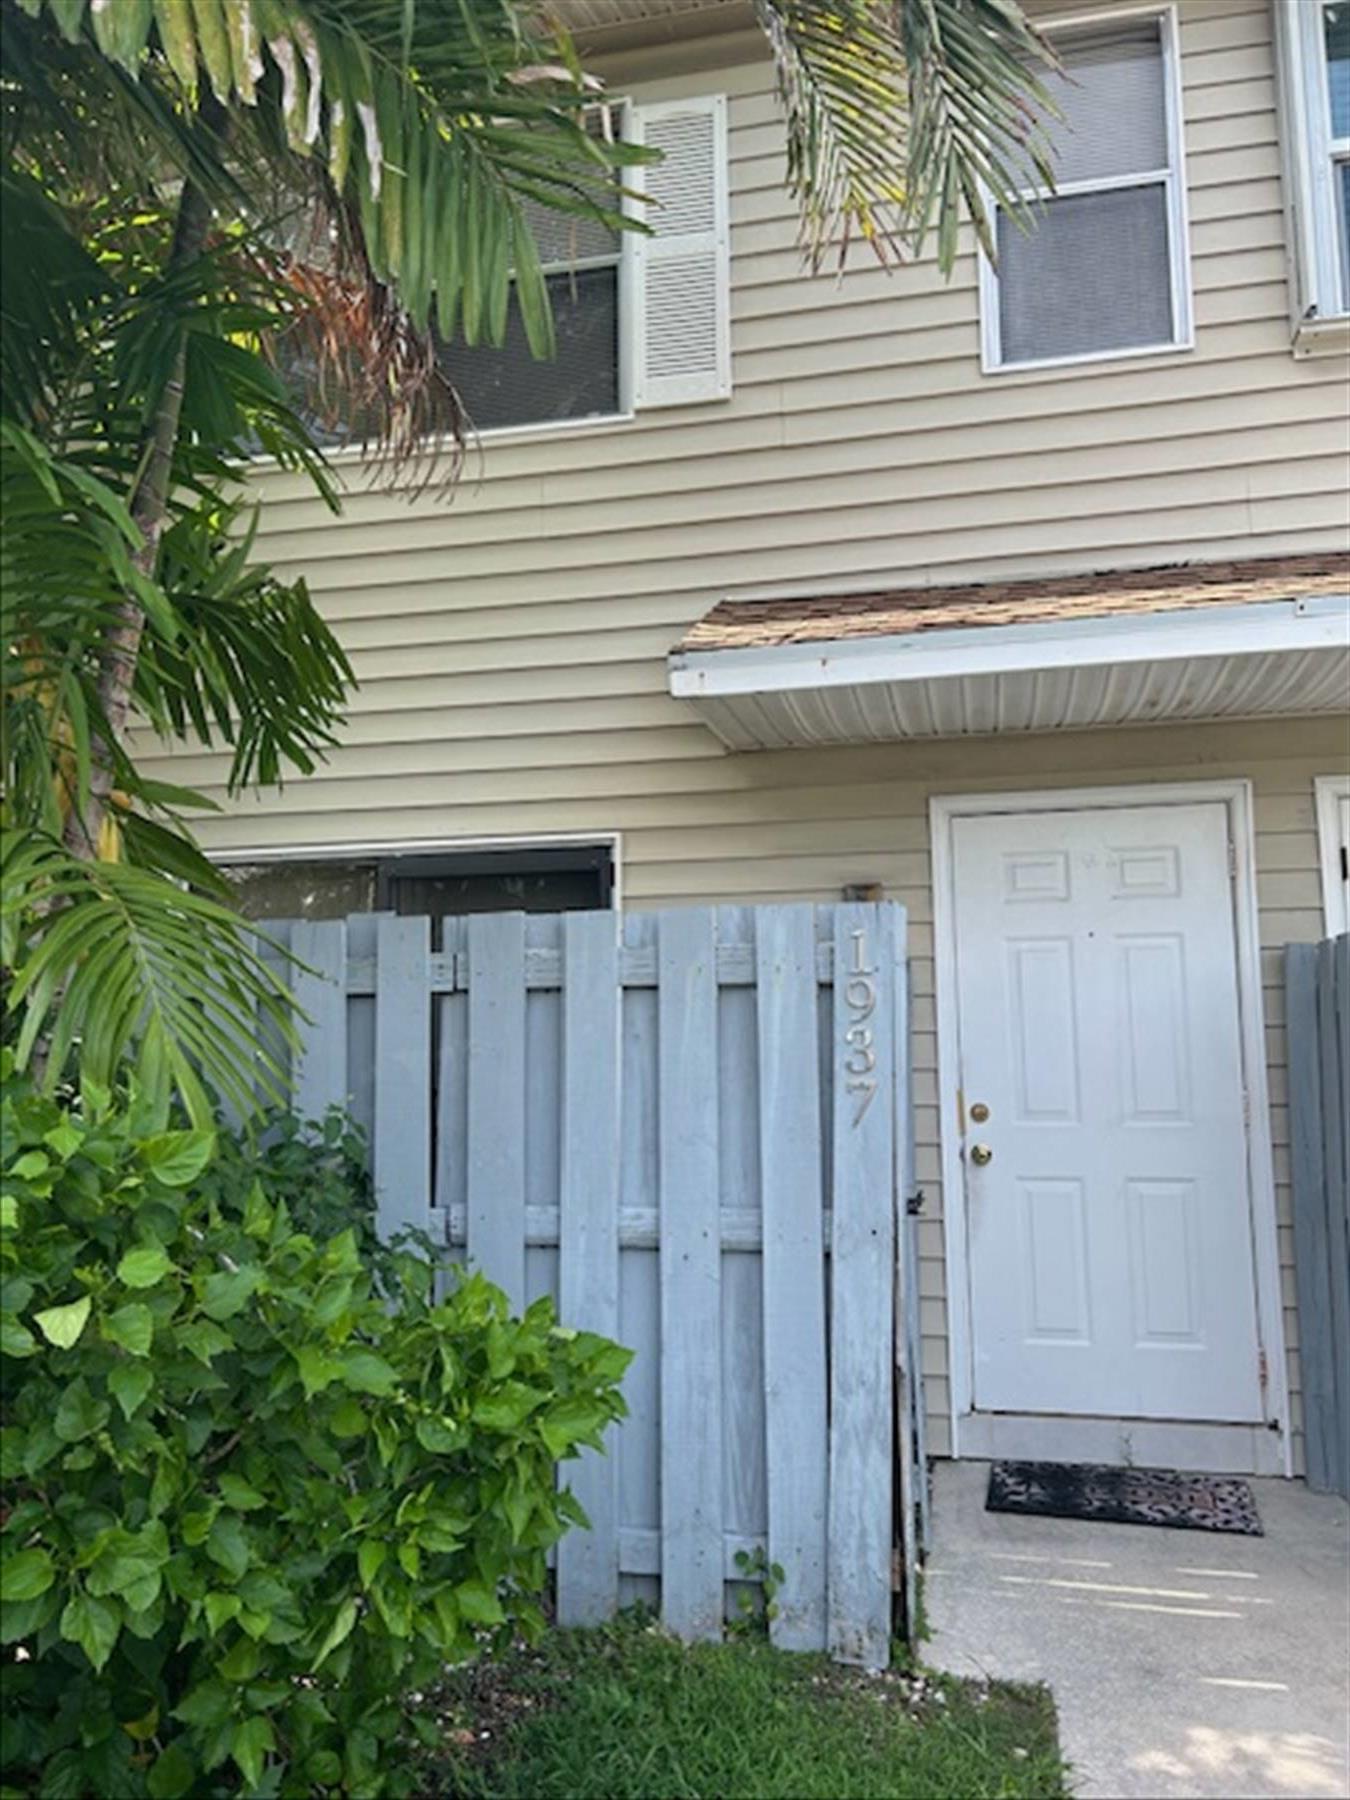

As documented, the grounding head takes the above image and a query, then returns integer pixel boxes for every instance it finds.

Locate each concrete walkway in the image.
[925,1461,1350,1799]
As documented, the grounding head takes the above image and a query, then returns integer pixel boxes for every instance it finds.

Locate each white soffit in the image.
[668,595,1350,750]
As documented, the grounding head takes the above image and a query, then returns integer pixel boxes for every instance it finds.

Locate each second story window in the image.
[279,96,730,446]
[1276,0,1350,351]
[980,9,1192,372]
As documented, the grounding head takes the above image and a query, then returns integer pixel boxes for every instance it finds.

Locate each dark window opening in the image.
[227,844,614,945]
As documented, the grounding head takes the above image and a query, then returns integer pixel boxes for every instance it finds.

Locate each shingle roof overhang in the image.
[667,554,1350,749]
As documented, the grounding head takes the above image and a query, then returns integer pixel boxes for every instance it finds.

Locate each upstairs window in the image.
[281,95,730,444]
[980,9,1192,372]
[1276,0,1350,350]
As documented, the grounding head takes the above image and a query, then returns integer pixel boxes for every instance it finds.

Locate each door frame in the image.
[930,779,1291,1475]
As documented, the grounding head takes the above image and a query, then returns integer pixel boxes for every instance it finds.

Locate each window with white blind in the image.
[1275,0,1350,353]
[979,8,1192,373]
[282,94,729,444]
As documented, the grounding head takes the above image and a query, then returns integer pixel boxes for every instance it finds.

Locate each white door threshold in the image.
[957,1412,1285,1476]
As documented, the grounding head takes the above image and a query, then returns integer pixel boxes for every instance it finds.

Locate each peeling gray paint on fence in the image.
[261,902,914,1664]
[1287,934,1350,1499]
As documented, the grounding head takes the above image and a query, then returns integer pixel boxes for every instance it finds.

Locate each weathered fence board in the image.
[658,908,725,1642]
[828,905,897,1669]
[374,915,430,1242]
[756,906,828,1652]
[264,902,915,1663]
[1287,934,1350,1498]
[467,913,527,1312]
[556,912,622,1627]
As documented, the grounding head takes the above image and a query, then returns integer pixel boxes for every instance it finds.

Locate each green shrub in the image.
[0,1061,630,1798]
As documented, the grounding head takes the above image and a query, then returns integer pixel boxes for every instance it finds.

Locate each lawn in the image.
[420,1612,1068,1800]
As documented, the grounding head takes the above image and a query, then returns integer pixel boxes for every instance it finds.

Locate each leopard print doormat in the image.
[986,1460,1263,1535]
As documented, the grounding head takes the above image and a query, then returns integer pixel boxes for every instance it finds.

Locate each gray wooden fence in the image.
[1287,933,1350,1498]
[261,902,916,1667]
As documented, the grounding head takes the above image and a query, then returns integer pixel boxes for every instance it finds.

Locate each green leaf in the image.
[539,1395,606,1459]
[217,1473,266,1512]
[0,1546,53,1602]
[60,1590,120,1672]
[103,1302,154,1356]
[206,1513,250,1581]
[33,1295,91,1348]
[176,1318,233,1365]
[356,1541,386,1588]
[9,1150,49,1180]
[471,1381,540,1433]
[117,1245,172,1289]
[295,1345,340,1397]
[313,1595,357,1668]
[1,1313,37,1358]
[146,1744,197,1800]
[173,1681,233,1728]
[338,1348,399,1396]
[218,1634,261,1682]
[456,1579,505,1627]
[200,1266,262,1320]
[43,1120,83,1160]
[242,1180,272,1238]
[414,1415,460,1454]
[204,1592,241,1633]
[54,1377,109,1442]
[139,1128,215,1186]
[230,1716,274,1791]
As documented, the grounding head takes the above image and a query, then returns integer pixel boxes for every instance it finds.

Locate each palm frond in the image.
[2,826,295,1126]
[755,0,1058,272]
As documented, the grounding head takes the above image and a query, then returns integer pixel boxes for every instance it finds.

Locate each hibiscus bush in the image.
[0,1060,630,1798]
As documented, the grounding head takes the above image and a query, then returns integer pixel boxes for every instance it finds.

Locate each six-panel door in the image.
[952,802,1264,1423]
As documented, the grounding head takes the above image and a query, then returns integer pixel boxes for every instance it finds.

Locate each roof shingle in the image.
[674,552,1350,655]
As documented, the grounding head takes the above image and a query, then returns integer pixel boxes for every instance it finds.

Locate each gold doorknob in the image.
[969,1143,993,1166]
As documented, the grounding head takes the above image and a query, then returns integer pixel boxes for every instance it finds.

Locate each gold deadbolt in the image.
[970,1143,993,1167]
[970,1102,990,1123]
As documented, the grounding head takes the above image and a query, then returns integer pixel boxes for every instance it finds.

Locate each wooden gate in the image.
[262,902,915,1667]
[1287,934,1350,1498]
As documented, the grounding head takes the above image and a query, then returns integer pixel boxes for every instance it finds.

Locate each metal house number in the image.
[845,926,879,1128]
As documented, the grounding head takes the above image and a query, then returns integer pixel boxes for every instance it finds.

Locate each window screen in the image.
[438,265,619,432]
[989,13,1183,368]
[997,185,1173,364]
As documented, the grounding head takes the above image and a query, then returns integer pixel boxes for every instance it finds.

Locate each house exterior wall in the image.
[142,0,1350,1466]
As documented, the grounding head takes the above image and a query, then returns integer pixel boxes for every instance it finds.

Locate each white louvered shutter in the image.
[628,95,730,408]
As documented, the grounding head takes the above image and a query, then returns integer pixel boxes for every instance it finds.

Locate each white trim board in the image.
[928,780,1290,1477]
[1314,774,1350,936]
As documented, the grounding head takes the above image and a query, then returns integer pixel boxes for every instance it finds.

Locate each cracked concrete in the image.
[925,1460,1350,1799]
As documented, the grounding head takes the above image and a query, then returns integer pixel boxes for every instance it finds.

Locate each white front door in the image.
[952,801,1263,1423]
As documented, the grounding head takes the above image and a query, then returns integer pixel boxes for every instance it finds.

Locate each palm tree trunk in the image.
[61,161,216,860]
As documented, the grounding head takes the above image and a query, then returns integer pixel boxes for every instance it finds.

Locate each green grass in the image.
[423,1612,1068,1800]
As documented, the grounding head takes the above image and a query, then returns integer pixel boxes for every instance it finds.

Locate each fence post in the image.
[756,905,828,1652]
[828,903,896,1670]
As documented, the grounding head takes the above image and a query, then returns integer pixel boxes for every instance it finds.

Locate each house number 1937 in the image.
[845,926,879,1128]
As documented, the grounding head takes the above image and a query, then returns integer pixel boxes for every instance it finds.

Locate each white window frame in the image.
[1314,774,1350,935]
[1276,0,1350,355]
[978,2,1194,376]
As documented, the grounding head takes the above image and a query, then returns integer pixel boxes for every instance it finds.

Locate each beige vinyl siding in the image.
[144,0,1350,1466]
